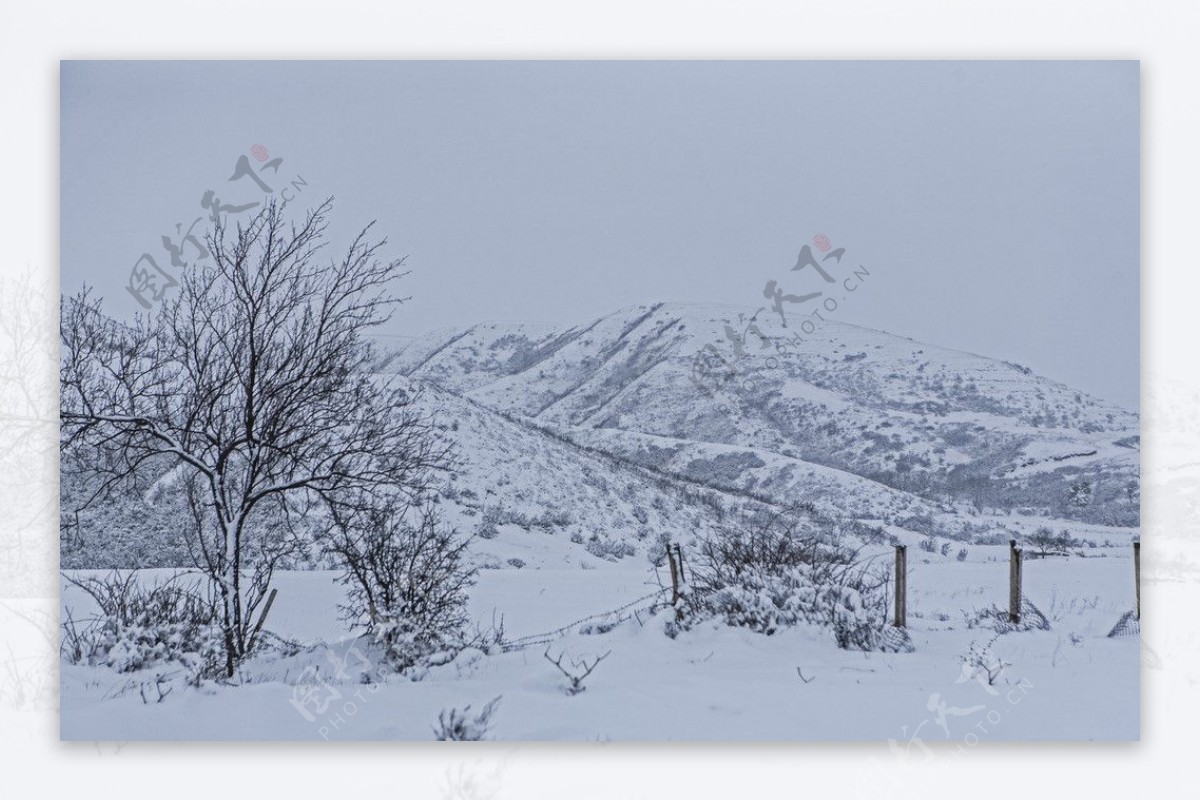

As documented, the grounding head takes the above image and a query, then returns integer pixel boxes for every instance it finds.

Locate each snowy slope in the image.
[563,426,943,523]
[383,303,1140,530]
[403,381,795,568]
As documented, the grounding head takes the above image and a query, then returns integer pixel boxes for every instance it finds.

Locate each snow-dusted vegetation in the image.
[59,201,1139,741]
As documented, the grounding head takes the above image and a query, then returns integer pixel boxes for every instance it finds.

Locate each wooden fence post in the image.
[666,543,680,606]
[1134,540,1141,620]
[675,544,686,585]
[894,544,907,628]
[247,587,278,652]
[1009,546,1023,624]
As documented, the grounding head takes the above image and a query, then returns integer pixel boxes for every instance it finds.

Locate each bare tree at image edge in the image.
[60,198,453,676]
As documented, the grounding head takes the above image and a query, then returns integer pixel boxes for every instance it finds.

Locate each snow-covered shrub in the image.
[848,521,890,546]
[1027,526,1078,558]
[585,535,636,561]
[701,574,797,635]
[534,506,573,528]
[918,536,938,553]
[960,636,1009,685]
[695,566,906,651]
[685,451,767,485]
[476,505,502,539]
[684,510,903,651]
[59,488,194,570]
[61,571,223,678]
[897,514,936,538]
[965,600,1051,633]
[647,530,671,567]
[433,696,502,741]
[372,618,461,674]
[956,547,969,562]
[1067,479,1092,508]
[328,500,476,673]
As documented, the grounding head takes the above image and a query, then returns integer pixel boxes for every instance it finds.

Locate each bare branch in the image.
[543,648,612,695]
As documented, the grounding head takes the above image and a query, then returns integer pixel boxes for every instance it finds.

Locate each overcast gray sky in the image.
[61,60,1139,409]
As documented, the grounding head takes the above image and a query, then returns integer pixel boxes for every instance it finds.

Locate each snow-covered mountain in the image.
[382,302,1139,533]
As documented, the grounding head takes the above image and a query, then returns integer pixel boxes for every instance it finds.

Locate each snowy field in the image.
[60,538,1139,742]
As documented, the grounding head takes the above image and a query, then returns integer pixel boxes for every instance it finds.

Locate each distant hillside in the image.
[383,302,1139,530]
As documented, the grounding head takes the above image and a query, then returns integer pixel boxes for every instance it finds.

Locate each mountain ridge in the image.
[382,301,1139,531]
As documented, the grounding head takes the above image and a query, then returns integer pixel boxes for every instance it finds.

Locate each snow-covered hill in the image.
[383,302,1139,533]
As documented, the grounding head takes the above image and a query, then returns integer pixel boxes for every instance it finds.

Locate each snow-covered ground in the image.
[60,536,1139,741]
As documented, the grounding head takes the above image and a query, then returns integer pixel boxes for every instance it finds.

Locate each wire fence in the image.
[501,588,668,653]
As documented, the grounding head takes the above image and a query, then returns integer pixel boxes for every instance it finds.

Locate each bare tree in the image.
[60,199,452,676]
